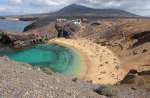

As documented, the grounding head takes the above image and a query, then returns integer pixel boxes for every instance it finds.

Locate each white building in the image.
[71,19,81,25]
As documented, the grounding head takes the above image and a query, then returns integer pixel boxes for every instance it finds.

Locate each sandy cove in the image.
[49,38,126,84]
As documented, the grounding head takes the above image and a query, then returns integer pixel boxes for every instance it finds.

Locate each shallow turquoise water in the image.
[0,44,83,77]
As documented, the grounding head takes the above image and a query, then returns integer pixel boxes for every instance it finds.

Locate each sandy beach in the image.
[49,38,126,84]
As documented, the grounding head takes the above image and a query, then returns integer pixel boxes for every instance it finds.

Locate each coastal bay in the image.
[49,38,125,84]
[0,19,32,32]
[0,43,85,78]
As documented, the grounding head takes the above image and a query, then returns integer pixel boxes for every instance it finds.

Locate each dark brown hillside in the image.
[48,4,138,17]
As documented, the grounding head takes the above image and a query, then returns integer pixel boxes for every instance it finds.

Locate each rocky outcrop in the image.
[55,21,81,38]
[24,21,50,32]
[0,32,35,44]
[131,31,150,47]
[0,31,54,49]
[121,64,150,89]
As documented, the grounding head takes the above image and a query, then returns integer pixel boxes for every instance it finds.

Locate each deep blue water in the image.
[0,19,32,32]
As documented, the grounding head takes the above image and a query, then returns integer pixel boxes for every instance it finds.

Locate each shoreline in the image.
[0,42,86,79]
[0,18,19,21]
[48,40,89,79]
[48,38,126,84]
[0,37,125,84]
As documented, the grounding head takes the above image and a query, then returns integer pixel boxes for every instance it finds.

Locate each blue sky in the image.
[0,0,150,16]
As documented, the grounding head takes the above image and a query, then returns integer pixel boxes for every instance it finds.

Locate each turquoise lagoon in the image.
[0,44,84,77]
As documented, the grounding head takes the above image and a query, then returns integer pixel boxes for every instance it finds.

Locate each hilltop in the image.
[9,4,140,21]
[48,4,137,17]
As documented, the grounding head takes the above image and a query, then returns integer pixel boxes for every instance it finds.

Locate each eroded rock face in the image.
[121,65,150,89]
[24,21,50,32]
[0,32,35,44]
[55,21,81,38]
[131,31,150,48]
[0,32,54,49]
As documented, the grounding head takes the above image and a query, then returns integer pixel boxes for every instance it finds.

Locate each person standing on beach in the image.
[115,64,120,80]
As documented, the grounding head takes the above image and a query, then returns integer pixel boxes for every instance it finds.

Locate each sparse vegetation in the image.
[94,84,119,97]
[41,67,53,75]
[72,77,78,82]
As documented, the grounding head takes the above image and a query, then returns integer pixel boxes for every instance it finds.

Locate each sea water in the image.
[0,19,32,32]
[0,44,84,77]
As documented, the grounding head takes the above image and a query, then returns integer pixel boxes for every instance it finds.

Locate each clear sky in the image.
[0,0,150,16]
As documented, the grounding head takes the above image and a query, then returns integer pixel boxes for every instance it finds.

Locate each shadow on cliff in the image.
[131,31,150,48]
